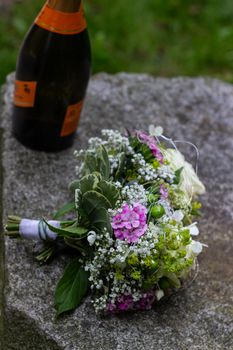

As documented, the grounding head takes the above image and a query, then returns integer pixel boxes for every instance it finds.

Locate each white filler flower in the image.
[164,148,206,198]
[87,231,97,246]
[156,289,165,301]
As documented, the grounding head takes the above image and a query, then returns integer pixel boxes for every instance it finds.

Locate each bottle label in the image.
[14,80,37,108]
[35,3,87,35]
[61,101,83,137]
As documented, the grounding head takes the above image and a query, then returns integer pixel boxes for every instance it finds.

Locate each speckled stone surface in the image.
[1,73,233,350]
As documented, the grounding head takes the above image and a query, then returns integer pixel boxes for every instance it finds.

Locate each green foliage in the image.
[148,193,159,203]
[44,220,88,238]
[191,201,202,216]
[69,159,119,231]
[158,276,179,290]
[69,174,99,193]
[115,152,126,180]
[90,207,111,231]
[53,201,76,220]
[64,237,88,253]
[55,258,89,316]
[98,147,110,180]
[96,180,119,207]
[82,190,112,214]
[151,223,194,282]
[130,136,154,164]
[174,167,184,185]
[82,153,98,175]
[83,147,110,180]
[81,191,112,231]
[1,0,233,85]
[180,229,192,245]
[35,241,59,264]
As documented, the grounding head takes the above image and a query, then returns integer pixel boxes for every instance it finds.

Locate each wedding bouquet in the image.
[6,126,206,316]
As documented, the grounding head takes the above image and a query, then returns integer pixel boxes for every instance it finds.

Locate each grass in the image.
[0,0,233,85]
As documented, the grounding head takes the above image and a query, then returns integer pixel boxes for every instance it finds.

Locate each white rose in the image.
[164,148,206,198]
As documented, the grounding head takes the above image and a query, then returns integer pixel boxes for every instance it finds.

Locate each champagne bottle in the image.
[12,0,91,152]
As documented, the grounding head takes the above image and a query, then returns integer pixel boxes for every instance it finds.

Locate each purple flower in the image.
[160,184,168,199]
[149,143,164,163]
[106,292,155,313]
[134,291,155,310]
[107,303,117,313]
[111,203,147,243]
[107,294,134,313]
[136,130,164,164]
[117,294,134,311]
[137,131,151,144]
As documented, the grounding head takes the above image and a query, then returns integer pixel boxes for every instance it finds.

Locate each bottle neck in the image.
[47,0,82,13]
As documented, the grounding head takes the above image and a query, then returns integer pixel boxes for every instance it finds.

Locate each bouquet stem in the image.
[5,216,59,241]
[5,216,22,238]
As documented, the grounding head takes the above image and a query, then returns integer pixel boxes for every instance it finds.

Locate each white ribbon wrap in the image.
[19,219,60,240]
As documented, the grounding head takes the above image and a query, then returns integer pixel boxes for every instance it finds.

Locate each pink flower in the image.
[136,130,164,164]
[111,203,147,243]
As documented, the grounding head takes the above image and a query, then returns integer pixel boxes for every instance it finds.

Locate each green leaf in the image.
[55,258,89,316]
[158,277,171,290]
[98,146,110,179]
[163,272,181,288]
[129,136,139,149]
[80,174,99,193]
[81,190,112,216]
[64,237,88,253]
[44,220,88,238]
[129,136,154,162]
[174,167,184,185]
[115,152,126,180]
[69,174,100,194]
[53,201,75,220]
[141,143,154,162]
[84,153,98,174]
[82,146,110,179]
[63,224,88,235]
[91,207,111,231]
[96,180,119,207]
[68,180,80,192]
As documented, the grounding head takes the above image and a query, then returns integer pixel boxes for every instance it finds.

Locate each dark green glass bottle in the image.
[12,0,91,151]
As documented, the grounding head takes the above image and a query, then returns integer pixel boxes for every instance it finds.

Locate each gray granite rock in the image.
[1,73,233,350]
[0,103,4,350]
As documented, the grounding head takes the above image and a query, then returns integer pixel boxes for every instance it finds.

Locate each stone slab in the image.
[0,96,4,350]
[1,73,233,349]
